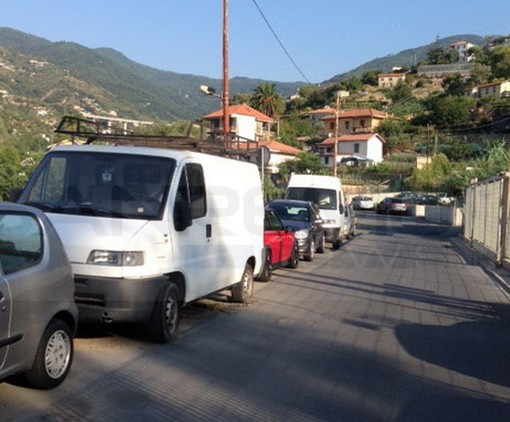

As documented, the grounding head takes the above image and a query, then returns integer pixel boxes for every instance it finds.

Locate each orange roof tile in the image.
[258,140,301,155]
[319,133,386,145]
[322,108,389,120]
[202,103,274,123]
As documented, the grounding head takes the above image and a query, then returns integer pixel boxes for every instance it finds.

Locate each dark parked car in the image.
[257,209,299,282]
[269,199,325,261]
[0,203,78,389]
[415,194,439,205]
[376,197,409,215]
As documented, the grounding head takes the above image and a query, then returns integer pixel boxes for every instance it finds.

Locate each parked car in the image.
[269,199,325,261]
[376,197,409,215]
[257,209,299,282]
[437,192,455,205]
[415,194,439,205]
[351,195,374,210]
[0,202,78,389]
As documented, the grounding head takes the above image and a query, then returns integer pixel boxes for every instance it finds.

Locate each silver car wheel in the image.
[45,329,72,380]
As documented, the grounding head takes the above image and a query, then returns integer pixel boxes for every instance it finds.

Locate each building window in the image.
[345,121,350,130]
[360,120,366,128]
[330,122,334,130]
[354,143,360,153]
[325,157,330,165]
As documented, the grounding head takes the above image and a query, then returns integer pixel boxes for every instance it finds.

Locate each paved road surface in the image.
[1,212,509,421]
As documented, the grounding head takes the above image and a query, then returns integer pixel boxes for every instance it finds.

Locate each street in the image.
[1,212,510,421]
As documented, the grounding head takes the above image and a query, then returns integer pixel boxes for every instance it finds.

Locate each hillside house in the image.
[202,103,274,143]
[449,41,477,62]
[321,108,390,137]
[258,140,301,173]
[317,133,385,168]
[201,104,300,173]
[378,73,406,88]
[466,80,510,99]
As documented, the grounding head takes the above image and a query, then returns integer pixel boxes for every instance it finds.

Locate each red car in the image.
[257,208,299,281]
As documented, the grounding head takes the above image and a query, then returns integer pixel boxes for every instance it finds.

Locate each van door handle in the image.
[206,224,212,238]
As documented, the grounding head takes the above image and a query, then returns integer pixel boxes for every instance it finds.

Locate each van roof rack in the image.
[54,115,269,164]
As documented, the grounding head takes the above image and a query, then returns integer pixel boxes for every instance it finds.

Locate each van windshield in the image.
[286,187,337,210]
[20,151,176,220]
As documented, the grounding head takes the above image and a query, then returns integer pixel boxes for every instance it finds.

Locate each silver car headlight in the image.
[294,229,310,240]
[87,250,144,266]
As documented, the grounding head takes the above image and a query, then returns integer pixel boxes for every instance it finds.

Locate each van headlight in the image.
[294,229,310,240]
[324,219,336,225]
[87,250,144,266]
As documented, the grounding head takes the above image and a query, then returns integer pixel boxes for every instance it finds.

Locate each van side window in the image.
[0,213,42,274]
[175,164,207,221]
[186,164,206,219]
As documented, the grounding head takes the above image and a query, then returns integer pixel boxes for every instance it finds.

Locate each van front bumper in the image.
[74,275,168,323]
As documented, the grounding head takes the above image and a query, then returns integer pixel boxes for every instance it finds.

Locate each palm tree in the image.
[250,83,285,118]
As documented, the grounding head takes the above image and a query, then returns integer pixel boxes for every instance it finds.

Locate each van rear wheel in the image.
[231,264,254,303]
[149,282,181,343]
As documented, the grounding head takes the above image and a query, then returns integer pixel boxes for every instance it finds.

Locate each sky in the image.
[0,0,509,84]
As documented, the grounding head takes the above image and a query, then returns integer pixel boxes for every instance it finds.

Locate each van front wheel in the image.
[149,282,181,343]
[231,264,254,303]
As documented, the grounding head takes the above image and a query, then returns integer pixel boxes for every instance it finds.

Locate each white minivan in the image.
[17,145,264,342]
[285,174,346,249]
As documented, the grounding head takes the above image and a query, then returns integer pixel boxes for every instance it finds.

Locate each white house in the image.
[449,41,477,62]
[202,103,274,142]
[317,133,385,168]
[467,80,510,99]
[202,104,300,172]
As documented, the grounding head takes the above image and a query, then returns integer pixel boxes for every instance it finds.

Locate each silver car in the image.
[0,203,78,389]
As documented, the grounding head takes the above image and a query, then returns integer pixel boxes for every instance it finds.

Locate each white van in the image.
[285,174,346,249]
[17,145,264,343]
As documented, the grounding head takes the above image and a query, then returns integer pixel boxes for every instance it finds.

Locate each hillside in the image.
[0,27,303,124]
[326,34,485,82]
[0,28,491,148]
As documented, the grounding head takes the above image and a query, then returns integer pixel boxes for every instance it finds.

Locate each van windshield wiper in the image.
[25,202,125,218]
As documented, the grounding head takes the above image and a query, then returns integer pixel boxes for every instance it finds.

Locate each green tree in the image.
[250,83,285,118]
[425,95,474,128]
[278,152,325,180]
[441,73,466,96]
[489,46,510,79]
[361,70,381,86]
[426,46,458,65]
[389,81,413,104]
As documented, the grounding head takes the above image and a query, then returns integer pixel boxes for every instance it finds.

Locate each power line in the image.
[251,0,312,84]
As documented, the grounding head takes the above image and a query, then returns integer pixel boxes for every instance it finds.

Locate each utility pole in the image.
[333,91,340,177]
[222,0,230,146]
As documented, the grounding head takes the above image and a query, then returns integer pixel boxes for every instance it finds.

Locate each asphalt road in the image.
[1,212,510,421]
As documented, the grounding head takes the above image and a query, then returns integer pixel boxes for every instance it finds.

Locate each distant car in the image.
[0,203,78,389]
[269,199,325,261]
[351,195,374,210]
[416,194,439,205]
[257,208,299,282]
[437,192,455,205]
[376,197,409,215]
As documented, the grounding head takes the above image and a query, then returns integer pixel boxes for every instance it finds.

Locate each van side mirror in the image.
[339,204,344,214]
[173,200,192,232]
